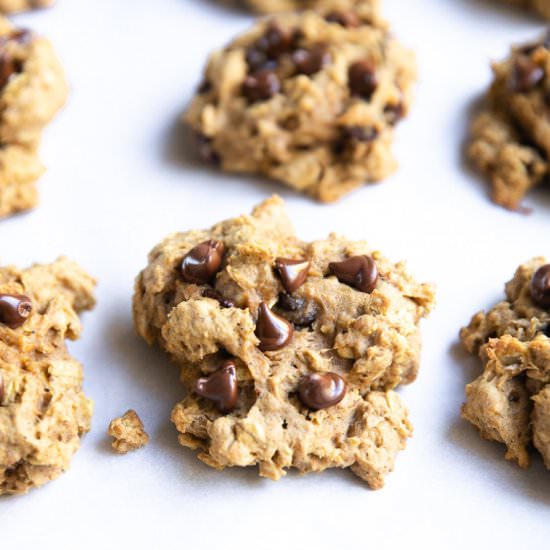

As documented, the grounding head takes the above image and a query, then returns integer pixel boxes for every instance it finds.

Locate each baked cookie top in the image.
[0,257,96,495]
[460,258,550,469]
[133,196,435,487]
[184,8,414,202]
[468,31,550,210]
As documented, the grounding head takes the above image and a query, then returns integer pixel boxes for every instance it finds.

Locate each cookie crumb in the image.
[108,410,149,454]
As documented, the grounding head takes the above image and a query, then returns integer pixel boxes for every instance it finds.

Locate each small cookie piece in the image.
[0,257,96,495]
[133,196,435,488]
[108,410,149,454]
[0,0,53,13]
[498,0,550,19]
[460,258,550,469]
[468,32,550,210]
[0,18,67,218]
[184,8,414,202]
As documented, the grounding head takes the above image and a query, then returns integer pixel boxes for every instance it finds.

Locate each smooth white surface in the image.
[1,0,550,548]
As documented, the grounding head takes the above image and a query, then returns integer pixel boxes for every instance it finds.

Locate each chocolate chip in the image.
[325,10,361,28]
[197,80,212,94]
[292,44,330,76]
[508,390,521,403]
[530,264,550,309]
[181,240,225,284]
[275,258,310,293]
[384,102,404,125]
[343,125,378,142]
[245,47,271,73]
[508,56,544,93]
[195,133,220,165]
[298,372,346,410]
[242,69,280,102]
[202,288,235,308]
[255,302,293,351]
[0,52,19,89]
[194,361,238,413]
[348,60,378,100]
[0,294,32,329]
[276,293,318,327]
[542,324,550,337]
[329,255,378,293]
[256,22,294,59]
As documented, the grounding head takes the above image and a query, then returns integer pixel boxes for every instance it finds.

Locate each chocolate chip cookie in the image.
[468,32,550,210]
[133,196,435,488]
[461,258,550,469]
[0,257,96,495]
[184,7,414,202]
[0,18,67,218]
[499,0,550,19]
[0,0,52,13]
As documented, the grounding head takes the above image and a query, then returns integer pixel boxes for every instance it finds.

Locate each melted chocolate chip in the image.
[243,69,280,102]
[384,102,404,125]
[194,361,238,413]
[292,44,330,76]
[181,240,225,284]
[348,60,378,100]
[256,22,294,59]
[531,264,550,308]
[329,255,378,293]
[0,52,19,89]
[245,47,272,73]
[202,288,235,308]
[298,372,346,410]
[255,302,293,351]
[325,10,361,27]
[277,293,318,327]
[508,56,544,93]
[0,294,32,328]
[275,258,310,293]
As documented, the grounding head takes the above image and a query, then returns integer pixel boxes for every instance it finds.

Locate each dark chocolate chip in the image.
[195,133,220,165]
[542,324,550,337]
[508,56,544,93]
[343,125,378,142]
[348,60,378,100]
[328,255,378,293]
[292,44,330,76]
[181,240,225,284]
[275,258,310,293]
[255,302,293,351]
[276,293,318,327]
[245,47,271,73]
[384,102,404,125]
[242,69,280,102]
[202,288,235,308]
[531,264,550,309]
[256,22,294,59]
[197,80,212,94]
[0,294,32,329]
[194,361,238,413]
[325,10,361,28]
[298,372,346,410]
[0,52,19,89]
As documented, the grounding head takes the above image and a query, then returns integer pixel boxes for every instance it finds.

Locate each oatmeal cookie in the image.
[0,0,53,13]
[108,410,149,454]
[468,32,550,210]
[0,257,96,495]
[0,18,67,218]
[133,196,435,487]
[460,258,550,469]
[184,8,414,202]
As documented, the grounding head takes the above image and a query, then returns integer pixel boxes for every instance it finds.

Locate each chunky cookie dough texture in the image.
[108,410,149,454]
[500,0,550,19]
[0,0,53,13]
[0,17,67,218]
[241,0,382,18]
[0,257,96,495]
[184,7,414,202]
[133,196,435,488]
[468,32,550,210]
[461,258,550,470]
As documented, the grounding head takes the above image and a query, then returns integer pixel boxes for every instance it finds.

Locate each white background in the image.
[1,0,550,548]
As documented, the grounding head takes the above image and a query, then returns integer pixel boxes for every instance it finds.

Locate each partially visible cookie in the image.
[108,410,149,454]
[468,32,550,210]
[0,0,53,13]
[133,196,435,487]
[499,0,550,19]
[0,18,67,218]
[185,8,414,202]
[0,257,96,495]
[460,258,550,469]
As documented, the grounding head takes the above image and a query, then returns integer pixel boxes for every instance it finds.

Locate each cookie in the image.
[460,258,550,469]
[499,0,550,19]
[468,32,550,210]
[184,8,414,202]
[108,410,149,454]
[0,0,52,13]
[241,0,381,19]
[0,257,96,495]
[133,196,435,488]
[0,18,67,217]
